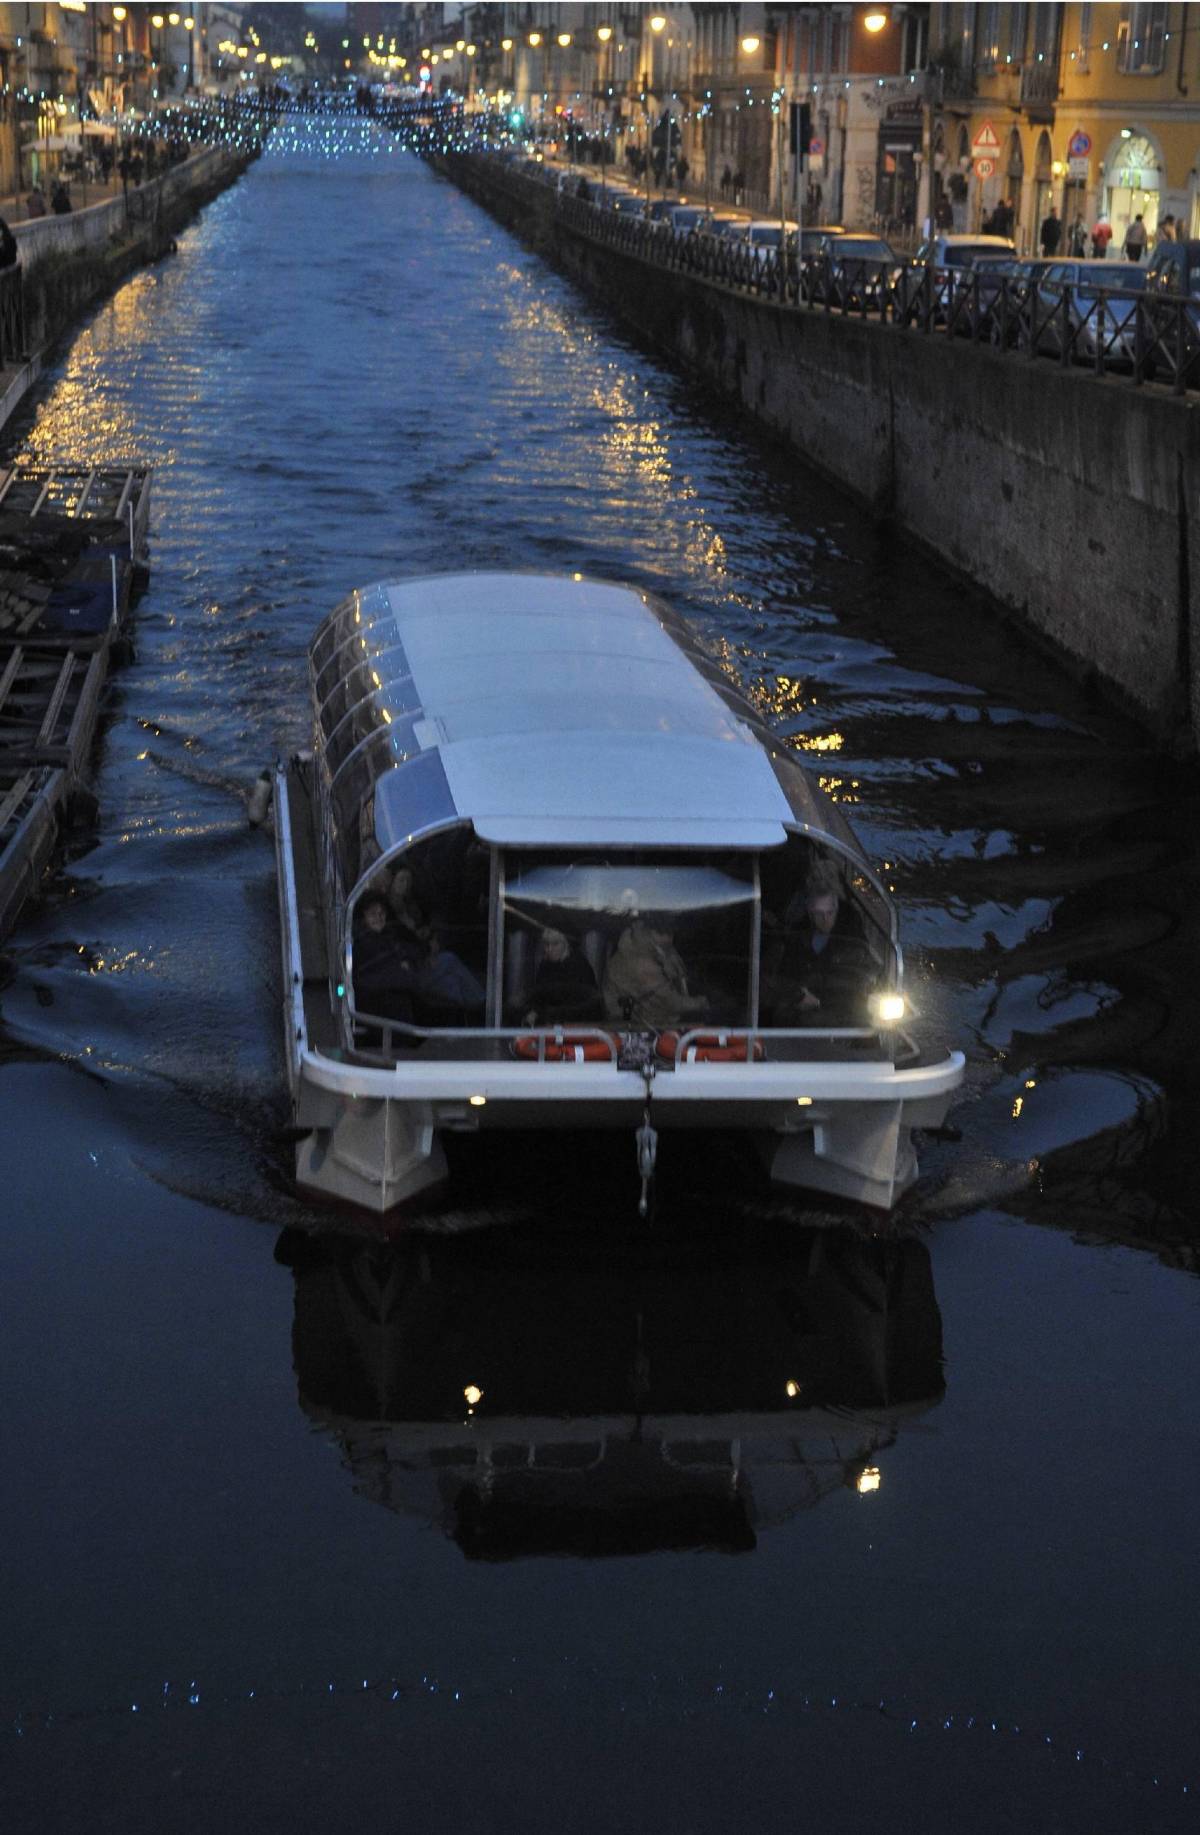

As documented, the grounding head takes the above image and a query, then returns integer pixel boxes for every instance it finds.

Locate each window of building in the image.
[1116,2,1167,74]
[977,3,1000,70]
[1032,2,1061,63]
[1005,2,1028,65]
[1075,2,1093,73]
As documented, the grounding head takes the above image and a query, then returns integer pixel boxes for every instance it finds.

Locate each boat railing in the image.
[668,1023,921,1067]
[343,1011,919,1069]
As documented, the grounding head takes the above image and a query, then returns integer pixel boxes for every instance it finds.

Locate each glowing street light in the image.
[741,35,761,54]
[863,9,889,31]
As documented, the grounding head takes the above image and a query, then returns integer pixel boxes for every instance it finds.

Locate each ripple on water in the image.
[0,139,1194,1228]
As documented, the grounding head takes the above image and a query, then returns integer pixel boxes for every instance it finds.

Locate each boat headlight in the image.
[872,992,906,1025]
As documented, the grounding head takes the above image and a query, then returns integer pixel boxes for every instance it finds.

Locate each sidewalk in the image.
[0,174,126,225]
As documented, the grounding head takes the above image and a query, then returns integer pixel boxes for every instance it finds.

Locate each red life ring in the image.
[656,1031,765,1064]
[512,1031,618,1064]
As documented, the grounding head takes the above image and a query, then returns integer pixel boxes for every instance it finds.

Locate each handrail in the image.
[346,1010,917,1068]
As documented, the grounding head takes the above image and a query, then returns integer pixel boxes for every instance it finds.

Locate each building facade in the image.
[926,3,1200,252]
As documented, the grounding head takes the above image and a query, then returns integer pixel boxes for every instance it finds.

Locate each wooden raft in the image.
[0,463,153,946]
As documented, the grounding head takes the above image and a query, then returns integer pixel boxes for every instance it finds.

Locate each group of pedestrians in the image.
[25,182,72,219]
[1033,205,1185,262]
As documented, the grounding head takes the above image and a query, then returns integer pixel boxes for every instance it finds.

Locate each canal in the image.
[3,119,1198,1833]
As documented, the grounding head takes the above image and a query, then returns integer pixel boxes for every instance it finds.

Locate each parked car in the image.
[1141,238,1200,384]
[794,225,846,257]
[809,234,901,310]
[696,210,749,241]
[1027,259,1146,366]
[1144,237,1200,297]
[959,254,1059,343]
[737,218,799,268]
[604,187,648,216]
[654,203,709,237]
[904,233,1016,320]
[913,232,1017,269]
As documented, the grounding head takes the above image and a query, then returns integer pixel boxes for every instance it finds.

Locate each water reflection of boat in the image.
[274,571,963,1217]
[281,1224,944,1559]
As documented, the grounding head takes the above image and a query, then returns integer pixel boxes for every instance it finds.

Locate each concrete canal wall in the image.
[445,154,1199,753]
[2,144,255,413]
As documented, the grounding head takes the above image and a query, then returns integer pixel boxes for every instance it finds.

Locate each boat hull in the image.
[287,1051,961,1215]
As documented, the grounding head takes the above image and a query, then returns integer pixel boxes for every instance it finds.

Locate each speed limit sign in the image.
[975,156,996,178]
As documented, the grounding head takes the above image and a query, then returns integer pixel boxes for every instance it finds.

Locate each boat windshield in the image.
[502,854,756,1032]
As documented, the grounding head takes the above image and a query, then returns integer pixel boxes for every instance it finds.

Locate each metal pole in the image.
[705,104,712,213]
[794,107,805,303]
[778,99,786,260]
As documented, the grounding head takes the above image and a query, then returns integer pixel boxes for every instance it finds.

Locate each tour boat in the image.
[273,571,964,1218]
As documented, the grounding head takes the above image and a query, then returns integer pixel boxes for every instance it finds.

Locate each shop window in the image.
[1116,2,1167,73]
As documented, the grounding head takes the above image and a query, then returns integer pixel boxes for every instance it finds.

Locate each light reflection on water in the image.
[0,131,1198,1835]
[0,139,1195,1244]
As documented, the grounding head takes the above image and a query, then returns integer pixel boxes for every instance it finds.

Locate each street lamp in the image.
[863,8,889,30]
[741,36,760,54]
[650,16,666,32]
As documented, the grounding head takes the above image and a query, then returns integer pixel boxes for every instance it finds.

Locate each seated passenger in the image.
[602,915,707,1031]
[770,867,873,1026]
[523,927,603,1027]
[353,896,484,1024]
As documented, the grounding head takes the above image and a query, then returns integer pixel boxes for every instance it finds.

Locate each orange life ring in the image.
[656,1031,765,1064]
[513,1031,618,1064]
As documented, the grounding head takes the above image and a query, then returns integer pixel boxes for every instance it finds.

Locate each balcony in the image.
[1020,60,1059,115]
[928,59,974,106]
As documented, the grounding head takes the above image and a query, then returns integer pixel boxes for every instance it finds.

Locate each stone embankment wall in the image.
[446,154,1199,753]
[11,145,254,361]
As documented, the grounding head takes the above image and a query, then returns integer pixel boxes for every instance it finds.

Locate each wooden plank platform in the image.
[0,463,152,945]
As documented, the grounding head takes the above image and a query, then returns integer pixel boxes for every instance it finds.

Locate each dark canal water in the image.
[3,121,1199,1833]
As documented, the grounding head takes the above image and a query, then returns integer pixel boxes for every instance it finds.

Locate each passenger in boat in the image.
[523,927,603,1027]
[353,896,485,1024]
[602,915,707,1031]
[385,864,432,941]
[769,866,873,1026]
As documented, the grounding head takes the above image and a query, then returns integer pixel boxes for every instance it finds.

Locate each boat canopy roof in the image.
[308,572,873,900]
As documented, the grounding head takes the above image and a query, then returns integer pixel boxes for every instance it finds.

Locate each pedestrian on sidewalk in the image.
[1040,208,1061,256]
[25,186,45,219]
[50,180,72,215]
[720,164,732,199]
[1124,213,1147,261]
[1091,216,1112,259]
